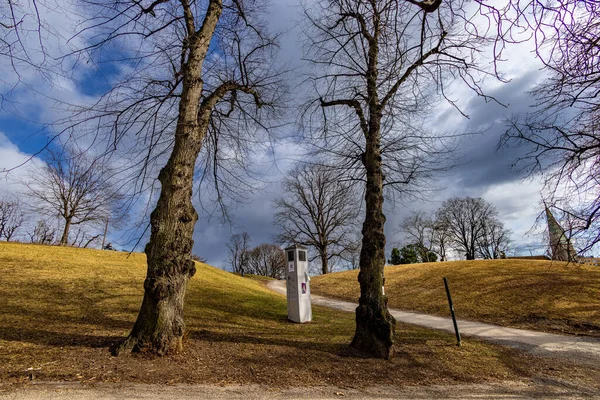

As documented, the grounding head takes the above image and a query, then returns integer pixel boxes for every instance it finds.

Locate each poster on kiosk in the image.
[285,244,312,323]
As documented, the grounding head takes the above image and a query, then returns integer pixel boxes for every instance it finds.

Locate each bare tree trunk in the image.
[350,117,396,359]
[440,240,446,261]
[320,246,328,275]
[115,102,203,356]
[114,1,222,355]
[466,245,475,260]
[60,218,71,245]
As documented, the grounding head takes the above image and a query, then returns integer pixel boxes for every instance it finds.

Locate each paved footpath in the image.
[3,381,598,400]
[267,280,600,365]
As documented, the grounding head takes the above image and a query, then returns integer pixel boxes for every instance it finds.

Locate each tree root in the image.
[111,335,137,356]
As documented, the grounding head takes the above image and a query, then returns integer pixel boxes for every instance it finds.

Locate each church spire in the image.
[545,205,577,262]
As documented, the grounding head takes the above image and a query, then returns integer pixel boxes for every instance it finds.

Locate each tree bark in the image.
[320,246,328,275]
[60,217,71,245]
[114,136,201,355]
[346,10,396,358]
[350,113,396,359]
[114,0,222,355]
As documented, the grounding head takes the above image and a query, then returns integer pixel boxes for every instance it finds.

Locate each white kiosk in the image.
[285,244,312,323]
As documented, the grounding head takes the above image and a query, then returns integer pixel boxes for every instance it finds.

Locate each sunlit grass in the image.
[312,259,600,336]
[0,242,594,388]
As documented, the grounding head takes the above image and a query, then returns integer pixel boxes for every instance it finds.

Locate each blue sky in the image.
[0,0,572,269]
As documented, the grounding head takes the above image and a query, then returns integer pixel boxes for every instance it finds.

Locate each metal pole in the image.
[443,277,461,347]
[101,217,109,249]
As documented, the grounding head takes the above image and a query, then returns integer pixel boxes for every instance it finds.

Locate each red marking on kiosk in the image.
[301,282,307,294]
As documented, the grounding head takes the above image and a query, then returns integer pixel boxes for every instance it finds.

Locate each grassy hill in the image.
[1,242,598,389]
[311,259,600,337]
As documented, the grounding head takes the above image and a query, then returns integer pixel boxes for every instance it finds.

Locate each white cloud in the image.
[0,132,41,196]
[0,1,565,262]
[480,178,546,247]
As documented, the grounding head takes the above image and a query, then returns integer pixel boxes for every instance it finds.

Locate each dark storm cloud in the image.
[447,71,541,192]
[383,71,548,254]
[183,4,551,265]
[191,181,287,268]
[191,71,548,265]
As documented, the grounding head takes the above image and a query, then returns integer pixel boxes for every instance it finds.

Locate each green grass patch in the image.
[312,259,600,336]
[0,243,596,389]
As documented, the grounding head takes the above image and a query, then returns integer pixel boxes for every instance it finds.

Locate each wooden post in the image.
[443,277,461,347]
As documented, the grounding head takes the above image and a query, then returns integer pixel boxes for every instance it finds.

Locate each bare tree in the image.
[25,146,123,246]
[341,238,362,270]
[246,243,285,279]
[28,220,55,244]
[402,208,508,261]
[431,216,451,262]
[0,197,24,241]
[0,0,47,92]
[227,232,251,274]
[1,0,283,356]
[302,0,494,358]
[274,163,359,275]
[437,197,504,260]
[476,217,512,259]
[57,0,285,356]
[399,212,437,263]
[498,2,599,254]
[70,227,102,248]
[191,254,207,263]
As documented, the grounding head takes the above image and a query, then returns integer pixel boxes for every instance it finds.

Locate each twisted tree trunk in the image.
[114,0,222,355]
[350,115,396,359]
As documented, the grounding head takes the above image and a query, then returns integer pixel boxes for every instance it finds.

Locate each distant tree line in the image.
[227,232,285,279]
[273,163,360,275]
[391,197,512,264]
[388,244,437,265]
[1,145,125,248]
[0,197,24,241]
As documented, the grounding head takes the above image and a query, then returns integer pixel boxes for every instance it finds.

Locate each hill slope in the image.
[1,242,573,388]
[311,260,600,337]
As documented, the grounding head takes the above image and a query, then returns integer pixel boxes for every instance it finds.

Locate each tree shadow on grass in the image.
[189,328,348,355]
[0,326,120,348]
[0,279,137,332]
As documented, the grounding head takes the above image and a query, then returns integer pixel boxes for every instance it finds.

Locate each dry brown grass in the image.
[312,259,600,336]
[1,243,598,391]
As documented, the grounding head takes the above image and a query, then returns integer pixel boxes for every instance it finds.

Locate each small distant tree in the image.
[477,218,512,259]
[26,146,123,246]
[401,211,450,261]
[400,212,436,262]
[437,197,501,260]
[399,244,419,265]
[392,243,436,264]
[70,227,101,248]
[388,248,402,265]
[246,244,285,279]
[226,232,251,274]
[274,163,359,275]
[341,239,362,270]
[416,244,438,263]
[0,197,24,241]
[28,220,55,245]
[431,218,451,262]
